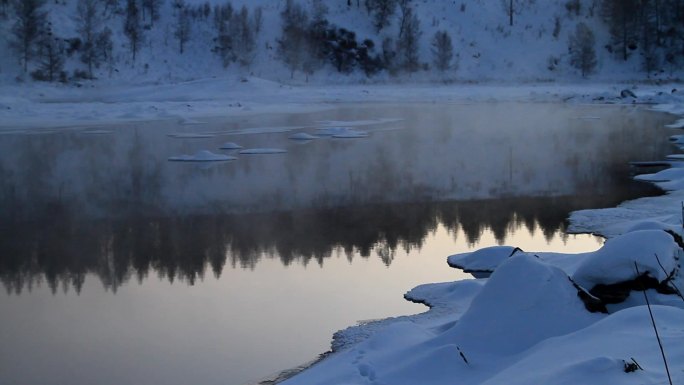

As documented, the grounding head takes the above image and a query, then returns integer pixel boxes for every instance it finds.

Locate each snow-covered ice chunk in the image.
[447,245,522,273]
[219,142,243,150]
[168,150,237,162]
[239,148,287,155]
[288,132,318,141]
[572,230,679,289]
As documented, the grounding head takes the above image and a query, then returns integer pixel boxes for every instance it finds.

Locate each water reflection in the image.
[0,103,674,294]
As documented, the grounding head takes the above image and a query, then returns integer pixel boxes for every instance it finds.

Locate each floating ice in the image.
[219,142,243,150]
[314,127,353,136]
[167,133,215,139]
[333,130,369,139]
[168,150,237,162]
[317,118,403,127]
[79,129,114,135]
[239,148,287,155]
[315,127,369,138]
[288,132,318,141]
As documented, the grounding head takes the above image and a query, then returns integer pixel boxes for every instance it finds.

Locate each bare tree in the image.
[1,0,10,17]
[569,22,597,77]
[502,0,525,26]
[35,27,64,81]
[232,6,256,67]
[76,0,101,78]
[9,0,46,73]
[95,27,115,76]
[213,2,234,67]
[253,6,262,34]
[142,0,163,25]
[431,30,453,72]
[174,3,191,54]
[124,0,143,62]
[396,4,421,72]
[366,0,397,32]
[278,0,310,78]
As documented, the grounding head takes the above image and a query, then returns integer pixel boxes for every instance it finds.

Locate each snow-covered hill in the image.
[0,0,677,86]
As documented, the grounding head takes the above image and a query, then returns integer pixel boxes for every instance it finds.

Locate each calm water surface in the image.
[0,103,676,385]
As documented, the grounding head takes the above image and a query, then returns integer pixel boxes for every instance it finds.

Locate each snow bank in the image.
[483,305,684,385]
[443,255,601,356]
[447,245,522,273]
[572,230,680,289]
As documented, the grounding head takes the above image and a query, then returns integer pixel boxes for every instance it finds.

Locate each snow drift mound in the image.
[439,254,601,356]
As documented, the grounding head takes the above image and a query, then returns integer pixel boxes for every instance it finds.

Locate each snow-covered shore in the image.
[2,76,683,130]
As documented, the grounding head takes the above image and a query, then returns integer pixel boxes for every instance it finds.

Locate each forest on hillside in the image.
[2,0,684,83]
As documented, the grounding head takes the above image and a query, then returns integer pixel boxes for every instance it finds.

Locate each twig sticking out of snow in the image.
[653,253,684,304]
[457,346,469,365]
[634,262,673,385]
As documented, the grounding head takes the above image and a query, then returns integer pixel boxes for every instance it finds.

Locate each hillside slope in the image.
[0,0,677,86]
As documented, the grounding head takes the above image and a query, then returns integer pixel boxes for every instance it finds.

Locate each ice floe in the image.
[315,127,369,138]
[168,150,236,162]
[219,142,243,150]
[288,132,319,141]
[167,133,215,139]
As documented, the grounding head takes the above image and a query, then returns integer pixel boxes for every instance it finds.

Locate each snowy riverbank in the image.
[2,77,684,130]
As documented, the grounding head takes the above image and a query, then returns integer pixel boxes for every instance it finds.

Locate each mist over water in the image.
[0,103,676,385]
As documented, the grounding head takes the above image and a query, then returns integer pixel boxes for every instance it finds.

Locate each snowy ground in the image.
[5,78,684,385]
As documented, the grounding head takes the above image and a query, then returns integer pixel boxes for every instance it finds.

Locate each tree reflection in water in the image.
[0,188,659,295]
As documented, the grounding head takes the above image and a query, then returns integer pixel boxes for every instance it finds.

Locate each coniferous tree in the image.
[9,0,46,73]
[569,22,597,77]
[124,0,143,62]
[431,30,453,72]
